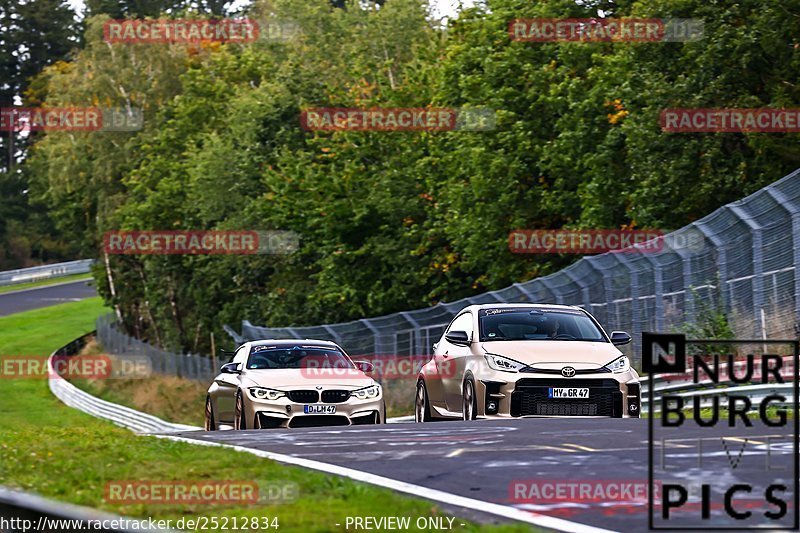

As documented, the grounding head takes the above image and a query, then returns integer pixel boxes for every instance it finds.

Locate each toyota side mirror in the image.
[610,331,632,346]
[354,361,374,373]
[444,330,471,346]
[220,362,241,374]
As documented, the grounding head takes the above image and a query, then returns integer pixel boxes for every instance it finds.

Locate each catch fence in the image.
[96,313,216,381]
[229,169,800,369]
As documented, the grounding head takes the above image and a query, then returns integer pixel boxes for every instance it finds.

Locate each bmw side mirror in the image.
[610,331,632,346]
[354,361,374,373]
[444,330,471,346]
[220,362,241,374]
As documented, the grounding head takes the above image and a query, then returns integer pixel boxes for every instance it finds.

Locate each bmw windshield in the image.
[478,308,607,342]
[246,346,355,370]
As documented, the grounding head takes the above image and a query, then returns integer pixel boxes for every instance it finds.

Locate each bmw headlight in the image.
[484,353,528,373]
[248,387,286,401]
[351,385,381,400]
[604,355,630,373]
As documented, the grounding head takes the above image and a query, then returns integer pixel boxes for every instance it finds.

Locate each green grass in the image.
[0,273,92,295]
[0,300,535,532]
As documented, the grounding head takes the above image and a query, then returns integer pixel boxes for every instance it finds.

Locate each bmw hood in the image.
[480,341,623,370]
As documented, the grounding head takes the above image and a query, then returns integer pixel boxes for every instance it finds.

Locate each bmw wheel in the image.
[415,379,432,422]
[204,395,217,431]
[234,390,247,430]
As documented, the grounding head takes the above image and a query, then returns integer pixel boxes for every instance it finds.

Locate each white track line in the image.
[156,434,618,533]
[48,353,618,533]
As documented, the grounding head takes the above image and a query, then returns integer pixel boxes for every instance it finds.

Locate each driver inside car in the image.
[543,319,560,339]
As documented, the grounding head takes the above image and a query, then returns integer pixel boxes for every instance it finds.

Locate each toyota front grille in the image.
[510,378,623,417]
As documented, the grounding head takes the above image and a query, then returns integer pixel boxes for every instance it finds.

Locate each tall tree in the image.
[85,0,188,18]
[0,0,79,268]
[27,0,800,349]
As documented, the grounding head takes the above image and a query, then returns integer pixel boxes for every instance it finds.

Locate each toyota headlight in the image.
[604,355,630,373]
[484,353,528,373]
[351,385,381,400]
[248,387,286,401]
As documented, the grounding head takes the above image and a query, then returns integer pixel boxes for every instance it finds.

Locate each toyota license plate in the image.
[304,404,336,414]
[548,387,589,399]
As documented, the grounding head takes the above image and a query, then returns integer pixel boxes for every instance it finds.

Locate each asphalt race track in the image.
[0,279,97,316]
[174,418,797,532]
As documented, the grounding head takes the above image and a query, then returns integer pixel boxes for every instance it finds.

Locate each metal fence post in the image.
[564,262,596,311]
[765,185,800,334]
[539,277,564,304]
[636,254,664,332]
[665,231,697,327]
[322,325,343,345]
[612,253,641,361]
[400,312,423,356]
[512,282,537,302]
[599,265,617,328]
[359,319,381,356]
[729,204,765,339]
[694,219,729,316]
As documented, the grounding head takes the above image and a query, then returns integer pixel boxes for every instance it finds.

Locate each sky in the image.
[66,0,478,21]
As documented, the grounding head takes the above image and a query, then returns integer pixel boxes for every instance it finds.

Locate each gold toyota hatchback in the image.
[415,304,640,421]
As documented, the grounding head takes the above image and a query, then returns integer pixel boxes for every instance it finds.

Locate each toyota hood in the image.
[480,341,623,368]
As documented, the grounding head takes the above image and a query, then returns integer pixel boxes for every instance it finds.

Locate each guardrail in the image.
[0,336,182,533]
[0,259,93,287]
[48,333,198,434]
[642,382,794,413]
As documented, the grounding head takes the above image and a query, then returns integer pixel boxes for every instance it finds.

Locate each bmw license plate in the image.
[548,387,589,399]
[304,404,336,414]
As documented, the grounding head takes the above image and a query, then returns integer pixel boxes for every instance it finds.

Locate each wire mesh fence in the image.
[96,313,216,381]
[94,169,800,381]
[229,169,800,370]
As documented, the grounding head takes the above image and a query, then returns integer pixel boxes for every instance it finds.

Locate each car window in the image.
[246,346,355,370]
[232,345,249,365]
[447,312,473,335]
